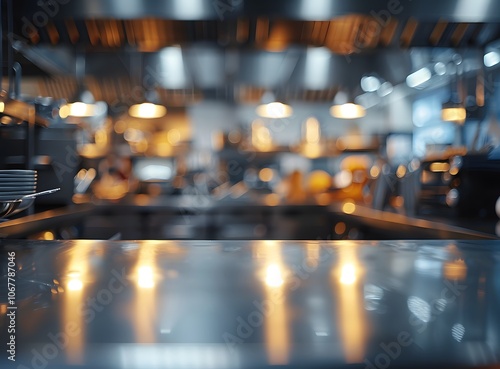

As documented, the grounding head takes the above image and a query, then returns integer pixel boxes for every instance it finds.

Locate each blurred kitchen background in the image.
[1,0,500,240]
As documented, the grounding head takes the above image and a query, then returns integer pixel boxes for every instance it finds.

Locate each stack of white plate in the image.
[0,170,37,201]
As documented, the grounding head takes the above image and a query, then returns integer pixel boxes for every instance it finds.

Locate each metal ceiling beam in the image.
[16,0,500,22]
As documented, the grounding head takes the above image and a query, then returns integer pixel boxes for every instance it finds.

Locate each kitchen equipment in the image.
[0,188,60,218]
[16,188,60,200]
[0,170,38,200]
[0,198,32,219]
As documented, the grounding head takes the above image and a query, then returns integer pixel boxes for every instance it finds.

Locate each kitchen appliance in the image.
[419,153,500,218]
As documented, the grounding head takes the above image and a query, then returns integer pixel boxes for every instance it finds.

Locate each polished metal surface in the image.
[1,239,499,368]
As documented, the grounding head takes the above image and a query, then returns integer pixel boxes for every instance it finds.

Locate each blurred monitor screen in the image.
[133,158,174,181]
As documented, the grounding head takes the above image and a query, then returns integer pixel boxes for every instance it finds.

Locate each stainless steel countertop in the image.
[1,239,500,369]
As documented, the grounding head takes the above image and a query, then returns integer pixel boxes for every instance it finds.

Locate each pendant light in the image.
[441,56,466,125]
[330,89,366,119]
[128,53,167,119]
[59,53,99,120]
[256,91,293,119]
[129,90,167,119]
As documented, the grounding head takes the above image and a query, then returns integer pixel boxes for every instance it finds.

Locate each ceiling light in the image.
[60,54,101,120]
[60,101,95,118]
[406,67,432,88]
[59,88,100,119]
[441,56,466,125]
[256,101,293,119]
[484,51,500,68]
[330,89,366,119]
[330,103,366,119]
[441,103,466,124]
[129,102,167,119]
[434,62,447,76]
[361,76,381,92]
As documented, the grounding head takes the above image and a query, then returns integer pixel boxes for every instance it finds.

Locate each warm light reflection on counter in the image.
[443,259,467,281]
[334,245,366,363]
[444,244,467,281]
[67,275,83,291]
[265,264,284,287]
[62,244,91,364]
[340,264,357,285]
[255,241,290,365]
[137,266,155,289]
[133,244,159,342]
[306,242,320,269]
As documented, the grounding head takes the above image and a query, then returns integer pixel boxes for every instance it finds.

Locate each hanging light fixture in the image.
[59,91,97,119]
[129,91,167,119]
[330,90,366,119]
[128,54,167,119]
[256,91,293,119]
[129,102,166,119]
[441,101,466,124]
[59,54,100,120]
[441,56,466,125]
